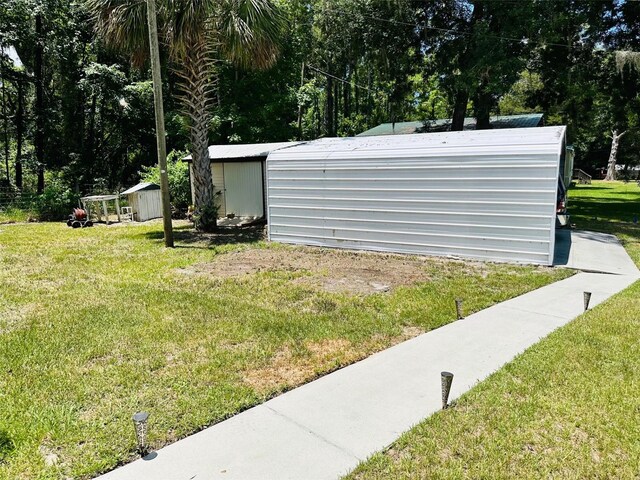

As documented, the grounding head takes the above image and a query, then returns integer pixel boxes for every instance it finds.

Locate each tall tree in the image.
[418,0,534,130]
[34,11,45,193]
[88,0,282,231]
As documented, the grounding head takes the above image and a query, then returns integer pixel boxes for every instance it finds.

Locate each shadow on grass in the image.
[0,430,15,462]
[570,186,612,191]
[571,216,640,239]
[570,199,640,224]
[138,223,266,249]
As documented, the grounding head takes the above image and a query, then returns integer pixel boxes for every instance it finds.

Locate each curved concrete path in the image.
[98,231,639,480]
[554,229,638,275]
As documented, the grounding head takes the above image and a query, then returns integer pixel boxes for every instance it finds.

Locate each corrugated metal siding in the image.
[267,127,564,265]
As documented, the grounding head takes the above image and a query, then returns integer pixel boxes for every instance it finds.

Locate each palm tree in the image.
[87,0,282,231]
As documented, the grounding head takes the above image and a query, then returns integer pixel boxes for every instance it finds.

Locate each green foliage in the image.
[499,70,544,115]
[1,0,639,215]
[410,72,450,121]
[30,172,80,221]
[0,206,36,224]
[139,150,191,209]
[193,200,220,232]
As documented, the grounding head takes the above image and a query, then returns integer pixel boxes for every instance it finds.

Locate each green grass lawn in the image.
[0,221,568,479]
[0,207,37,224]
[347,180,640,480]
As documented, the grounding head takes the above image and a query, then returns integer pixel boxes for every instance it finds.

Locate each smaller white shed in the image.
[183,142,301,220]
[121,183,162,222]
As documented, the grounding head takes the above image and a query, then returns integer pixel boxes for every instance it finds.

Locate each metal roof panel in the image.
[121,182,160,195]
[357,114,544,136]
[183,142,302,161]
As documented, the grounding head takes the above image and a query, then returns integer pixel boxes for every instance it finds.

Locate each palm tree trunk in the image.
[176,38,217,231]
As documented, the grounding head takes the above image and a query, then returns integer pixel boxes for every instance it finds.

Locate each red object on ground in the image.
[73,208,87,220]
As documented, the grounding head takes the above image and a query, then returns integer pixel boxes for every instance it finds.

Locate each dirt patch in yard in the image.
[243,326,425,393]
[181,246,466,295]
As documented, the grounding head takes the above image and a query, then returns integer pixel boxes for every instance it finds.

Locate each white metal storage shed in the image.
[266,126,566,265]
[121,182,162,222]
[184,142,300,219]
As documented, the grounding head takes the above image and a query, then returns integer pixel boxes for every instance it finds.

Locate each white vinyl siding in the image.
[212,163,225,214]
[223,162,264,217]
[189,161,264,218]
[267,127,564,265]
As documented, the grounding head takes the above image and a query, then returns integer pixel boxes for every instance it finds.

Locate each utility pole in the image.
[145,0,174,247]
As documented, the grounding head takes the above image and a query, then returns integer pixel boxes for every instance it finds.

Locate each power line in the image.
[322,7,584,49]
[306,64,381,93]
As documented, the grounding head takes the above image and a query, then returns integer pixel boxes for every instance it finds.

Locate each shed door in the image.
[223,162,264,218]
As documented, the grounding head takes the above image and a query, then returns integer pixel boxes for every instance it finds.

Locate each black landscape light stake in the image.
[455,299,464,320]
[583,291,592,312]
[132,411,150,456]
[441,371,454,409]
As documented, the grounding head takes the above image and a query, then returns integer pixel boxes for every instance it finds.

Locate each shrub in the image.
[139,150,191,209]
[31,173,80,221]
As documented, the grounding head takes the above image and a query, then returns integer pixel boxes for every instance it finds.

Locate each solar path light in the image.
[441,371,454,409]
[583,291,592,312]
[132,411,150,455]
[455,299,464,320]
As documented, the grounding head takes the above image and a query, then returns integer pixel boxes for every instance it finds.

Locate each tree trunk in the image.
[474,79,492,130]
[354,66,359,114]
[450,1,484,132]
[343,67,350,119]
[604,129,627,181]
[35,13,45,193]
[325,74,334,136]
[451,90,468,131]
[315,95,321,138]
[2,62,9,184]
[85,93,97,173]
[175,38,217,232]
[297,62,304,140]
[15,80,23,190]
[334,81,339,135]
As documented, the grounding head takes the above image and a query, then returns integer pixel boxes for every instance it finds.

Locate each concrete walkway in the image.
[554,229,638,275]
[98,231,639,480]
